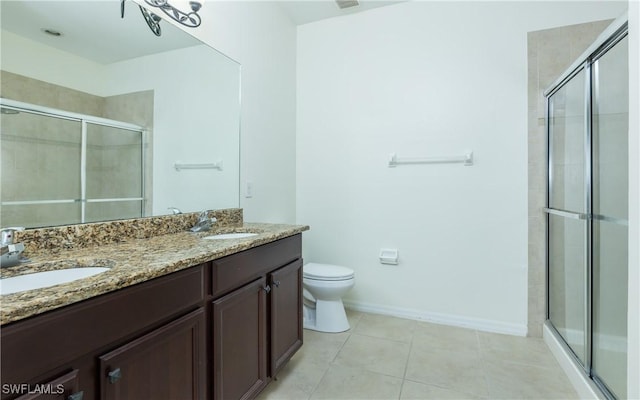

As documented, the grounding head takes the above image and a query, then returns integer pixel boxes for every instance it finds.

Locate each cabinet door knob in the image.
[273,280,280,287]
[263,285,271,293]
[68,391,84,400]
[108,368,122,384]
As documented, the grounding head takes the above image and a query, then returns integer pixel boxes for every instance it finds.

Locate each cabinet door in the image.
[99,308,206,400]
[212,278,267,400]
[269,259,303,376]
[12,370,82,400]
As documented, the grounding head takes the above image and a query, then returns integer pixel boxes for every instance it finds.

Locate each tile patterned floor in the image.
[257,311,579,400]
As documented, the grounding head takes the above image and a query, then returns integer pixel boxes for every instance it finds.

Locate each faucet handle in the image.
[1,227,25,246]
[197,210,213,221]
[188,210,217,233]
[168,207,182,215]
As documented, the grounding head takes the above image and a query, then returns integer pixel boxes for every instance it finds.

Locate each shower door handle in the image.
[591,214,628,226]
[543,208,590,220]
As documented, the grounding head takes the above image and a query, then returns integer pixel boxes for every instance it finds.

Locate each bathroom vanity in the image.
[0,211,307,400]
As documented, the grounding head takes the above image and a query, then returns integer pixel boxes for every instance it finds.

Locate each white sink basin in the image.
[203,232,259,240]
[0,267,109,295]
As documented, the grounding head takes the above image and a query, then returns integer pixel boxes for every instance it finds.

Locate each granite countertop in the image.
[0,223,309,325]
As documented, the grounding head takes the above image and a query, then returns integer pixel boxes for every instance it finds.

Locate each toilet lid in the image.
[303,263,354,281]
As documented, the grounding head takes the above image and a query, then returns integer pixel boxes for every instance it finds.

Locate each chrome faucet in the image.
[1,227,26,268]
[168,207,182,215]
[190,210,217,232]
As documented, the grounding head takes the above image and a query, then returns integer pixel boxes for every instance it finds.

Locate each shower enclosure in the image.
[1,99,146,228]
[545,17,628,399]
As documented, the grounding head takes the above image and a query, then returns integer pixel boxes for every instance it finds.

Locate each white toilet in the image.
[303,263,355,333]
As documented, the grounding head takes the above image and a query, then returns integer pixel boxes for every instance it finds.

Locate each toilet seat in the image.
[303,263,354,281]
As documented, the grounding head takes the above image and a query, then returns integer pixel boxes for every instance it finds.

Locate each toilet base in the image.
[303,299,350,333]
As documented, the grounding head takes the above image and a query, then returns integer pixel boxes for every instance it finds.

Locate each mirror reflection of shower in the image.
[1,0,242,226]
[1,100,146,228]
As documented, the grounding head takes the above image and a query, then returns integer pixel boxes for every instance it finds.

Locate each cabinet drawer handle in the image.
[68,391,84,400]
[263,285,271,293]
[273,280,281,288]
[108,368,122,384]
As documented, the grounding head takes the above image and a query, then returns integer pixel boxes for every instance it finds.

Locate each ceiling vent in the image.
[335,0,359,9]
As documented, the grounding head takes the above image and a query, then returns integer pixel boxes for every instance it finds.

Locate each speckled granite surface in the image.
[16,208,244,255]
[1,217,309,325]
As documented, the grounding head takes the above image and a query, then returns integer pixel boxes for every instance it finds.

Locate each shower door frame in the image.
[0,98,147,225]
[543,15,628,400]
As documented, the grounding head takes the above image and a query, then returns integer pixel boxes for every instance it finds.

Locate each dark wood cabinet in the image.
[210,259,304,400]
[99,308,206,400]
[269,260,303,376]
[1,234,303,400]
[212,278,267,400]
[209,235,303,400]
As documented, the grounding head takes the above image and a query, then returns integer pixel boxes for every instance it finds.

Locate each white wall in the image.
[627,1,639,398]
[103,45,241,215]
[164,1,298,223]
[296,1,627,335]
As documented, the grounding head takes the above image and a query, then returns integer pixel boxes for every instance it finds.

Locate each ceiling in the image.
[277,0,405,25]
[0,0,405,65]
[0,1,199,64]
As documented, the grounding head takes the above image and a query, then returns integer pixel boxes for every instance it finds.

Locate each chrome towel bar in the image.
[388,151,473,167]
[174,161,223,171]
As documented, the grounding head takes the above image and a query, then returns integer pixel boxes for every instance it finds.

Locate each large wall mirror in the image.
[0,0,241,228]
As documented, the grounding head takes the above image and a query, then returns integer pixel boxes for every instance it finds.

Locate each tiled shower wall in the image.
[0,70,104,116]
[527,20,612,337]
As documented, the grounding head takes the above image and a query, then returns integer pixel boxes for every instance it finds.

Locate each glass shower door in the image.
[0,99,146,228]
[591,35,628,399]
[546,22,628,399]
[547,67,589,365]
[85,122,144,223]
[0,109,83,227]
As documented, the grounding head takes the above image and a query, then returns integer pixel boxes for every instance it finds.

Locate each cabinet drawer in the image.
[1,266,205,387]
[211,235,301,298]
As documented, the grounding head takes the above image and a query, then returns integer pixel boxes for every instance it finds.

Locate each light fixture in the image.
[143,0,203,28]
[120,0,202,37]
[139,5,162,36]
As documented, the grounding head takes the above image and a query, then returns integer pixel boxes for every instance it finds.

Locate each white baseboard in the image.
[543,323,606,400]
[343,300,528,336]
